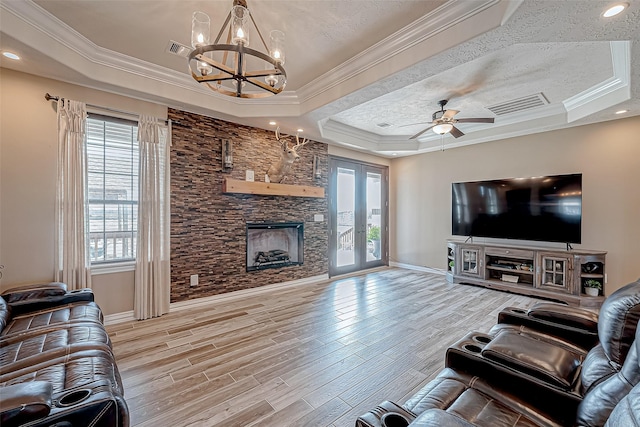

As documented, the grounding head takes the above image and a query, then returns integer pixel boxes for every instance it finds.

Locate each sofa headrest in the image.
[598,278,640,366]
[0,296,10,335]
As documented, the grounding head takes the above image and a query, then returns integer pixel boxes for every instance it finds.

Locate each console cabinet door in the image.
[459,246,483,278]
[536,253,573,294]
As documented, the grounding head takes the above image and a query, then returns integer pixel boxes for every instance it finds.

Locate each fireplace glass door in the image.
[329,158,388,276]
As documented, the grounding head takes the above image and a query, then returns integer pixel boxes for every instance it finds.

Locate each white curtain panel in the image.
[135,115,171,320]
[54,99,92,290]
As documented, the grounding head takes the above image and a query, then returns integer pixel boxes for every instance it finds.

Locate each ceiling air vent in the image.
[166,40,192,58]
[486,93,549,116]
[376,122,392,128]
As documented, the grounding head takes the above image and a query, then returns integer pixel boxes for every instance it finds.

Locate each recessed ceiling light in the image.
[615,109,628,114]
[392,153,398,156]
[297,128,303,133]
[2,51,20,60]
[268,121,276,125]
[603,3,628,17]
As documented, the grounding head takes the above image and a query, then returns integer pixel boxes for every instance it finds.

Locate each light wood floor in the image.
[106,268,543,427]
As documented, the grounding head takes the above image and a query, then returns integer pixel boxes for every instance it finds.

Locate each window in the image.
[86,115,138,264]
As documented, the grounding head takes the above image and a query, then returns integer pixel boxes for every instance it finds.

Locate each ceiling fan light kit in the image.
[188,0,287,98]
[433,123,453,134]
[410,99,495,140]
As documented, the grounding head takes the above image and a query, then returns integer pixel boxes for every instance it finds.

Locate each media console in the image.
[446,241,606,308]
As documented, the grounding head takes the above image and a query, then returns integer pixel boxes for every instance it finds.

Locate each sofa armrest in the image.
[528,302,599,331]
[411,409,475,427]
[0,381,53,426]
[445,331,582,425]
[8,289,95,316]
[1,282,68,302]
[497,304,599,349]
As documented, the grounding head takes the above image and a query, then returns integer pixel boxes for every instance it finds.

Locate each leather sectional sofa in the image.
[357,278,640,427]
[0,282,128,427]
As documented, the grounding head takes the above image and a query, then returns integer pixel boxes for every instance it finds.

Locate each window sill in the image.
[91,261,135,275]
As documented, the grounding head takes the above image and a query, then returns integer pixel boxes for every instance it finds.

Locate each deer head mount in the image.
[266,127,309,183]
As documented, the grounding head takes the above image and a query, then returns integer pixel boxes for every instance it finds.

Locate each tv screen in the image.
[452,174,582,243]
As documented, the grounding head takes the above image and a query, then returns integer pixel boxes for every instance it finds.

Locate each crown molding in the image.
[563,41,631,123]
[0,0,300,111]
[296,0,505,106]
[1,0,511,119]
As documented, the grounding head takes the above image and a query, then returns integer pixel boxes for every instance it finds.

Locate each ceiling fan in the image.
[409,100,495,139]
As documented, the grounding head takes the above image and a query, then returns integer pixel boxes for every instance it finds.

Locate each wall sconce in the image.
[222,140,233,169]
[313,154,321,179]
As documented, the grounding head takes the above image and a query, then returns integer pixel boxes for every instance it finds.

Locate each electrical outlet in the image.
[190,274,198,287]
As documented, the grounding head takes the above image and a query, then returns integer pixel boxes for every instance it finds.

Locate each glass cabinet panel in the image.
[461,249,479,274]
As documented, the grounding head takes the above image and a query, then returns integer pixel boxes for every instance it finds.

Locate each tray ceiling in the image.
[1,0,638,156]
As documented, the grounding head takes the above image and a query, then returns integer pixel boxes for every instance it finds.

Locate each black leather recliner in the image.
[357,278,640,427]
[0,283,129,427]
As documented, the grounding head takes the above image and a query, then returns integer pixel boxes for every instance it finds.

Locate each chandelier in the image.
[188,0,287,98]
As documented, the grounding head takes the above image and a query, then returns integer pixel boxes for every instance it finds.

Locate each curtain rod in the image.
[44,93,170,124]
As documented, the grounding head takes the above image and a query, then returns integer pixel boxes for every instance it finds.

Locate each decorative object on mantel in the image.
[223,178,324,198]
[266,127,309,183]
[222,139,233,169]
[188,0,287,98]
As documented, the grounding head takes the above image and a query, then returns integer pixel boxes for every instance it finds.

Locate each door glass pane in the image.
[337,167,355,267]
[366,172,382,262]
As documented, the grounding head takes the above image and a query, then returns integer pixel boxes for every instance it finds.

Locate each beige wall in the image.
[3,67,638,312]
[328,145,391,166]
[0,69,166,314]
[390,116,640,295]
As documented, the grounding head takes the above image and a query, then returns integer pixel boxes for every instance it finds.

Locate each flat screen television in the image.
[452,173,582,244]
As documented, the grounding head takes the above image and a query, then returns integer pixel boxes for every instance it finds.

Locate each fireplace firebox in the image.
[246,222,304,271]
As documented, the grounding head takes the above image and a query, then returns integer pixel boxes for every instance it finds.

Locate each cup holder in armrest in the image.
[57,389,92,407]
[445,332,494,369]
[381,412,410,427]
[473,335,492,344]
[511,308,527,315]
[463,344,483,353]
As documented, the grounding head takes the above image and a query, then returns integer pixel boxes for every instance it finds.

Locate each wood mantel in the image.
[222,178,325,198]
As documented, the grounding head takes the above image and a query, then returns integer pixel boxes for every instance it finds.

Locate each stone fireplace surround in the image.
[169,108,328,302]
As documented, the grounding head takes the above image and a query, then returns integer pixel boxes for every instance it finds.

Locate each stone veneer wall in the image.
[169,108,329,302]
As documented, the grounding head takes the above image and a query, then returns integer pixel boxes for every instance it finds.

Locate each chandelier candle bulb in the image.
[232,5,250,46]
[191,12,210,48]
[269,30,285,64]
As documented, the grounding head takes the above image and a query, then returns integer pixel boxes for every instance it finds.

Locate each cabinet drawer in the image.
[485,247,535,259]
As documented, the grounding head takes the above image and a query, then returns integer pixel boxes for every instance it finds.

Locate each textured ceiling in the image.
[332,42,614,136]
[2,0,639,156]
[33,0,444,91]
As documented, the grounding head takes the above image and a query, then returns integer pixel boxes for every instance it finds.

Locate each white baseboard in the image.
[104,273,329,326]
[389,261,446,276]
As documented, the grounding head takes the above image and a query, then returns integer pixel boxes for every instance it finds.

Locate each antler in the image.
[275,126,288,148]
[294,133,309,149]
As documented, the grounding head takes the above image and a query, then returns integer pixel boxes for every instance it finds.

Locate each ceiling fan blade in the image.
[410,125,435,140]
[397,121,431,128]
[455,117,495,123]
[442,109,460,120]
[450,126,465,138]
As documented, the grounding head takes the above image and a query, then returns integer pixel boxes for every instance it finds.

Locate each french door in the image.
[329,157,388,276]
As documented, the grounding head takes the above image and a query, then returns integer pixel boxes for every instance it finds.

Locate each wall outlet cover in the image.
[246,170,254,182]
